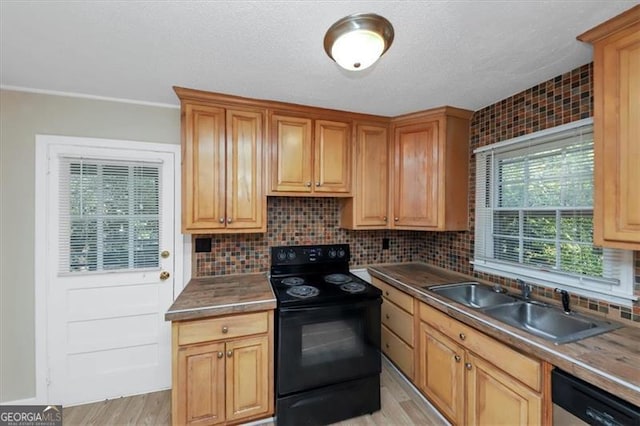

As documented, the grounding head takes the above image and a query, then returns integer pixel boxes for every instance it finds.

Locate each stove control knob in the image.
[287,250,296,260]
[328,249,337,259]
[277,250,287,261]
[337,248,346,258]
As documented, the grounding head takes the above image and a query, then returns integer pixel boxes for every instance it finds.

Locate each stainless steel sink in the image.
[425,281,621,344]
[482,301,622,344]
[427,282,519,309]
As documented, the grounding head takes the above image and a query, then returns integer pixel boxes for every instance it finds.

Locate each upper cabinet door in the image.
[226,109,265,231]
[270,114,313,193]
[314,120,352,193]
[354,124,389,227]
[182,103,226,232]
[580,8,640,249]
[393,121,440,228]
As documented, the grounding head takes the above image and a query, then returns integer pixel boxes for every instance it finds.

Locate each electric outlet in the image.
[195,237,212,253]
[382,238,390,250]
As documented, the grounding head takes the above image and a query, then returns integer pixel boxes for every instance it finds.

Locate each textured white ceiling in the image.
[1,1,638,116]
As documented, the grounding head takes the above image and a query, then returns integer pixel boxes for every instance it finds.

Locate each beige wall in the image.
[0,89,180,402]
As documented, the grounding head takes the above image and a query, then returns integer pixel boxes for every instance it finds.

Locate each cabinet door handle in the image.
[305,182,312,187]
[315,182,320,187]
[385,291,389,296]
[383,216,388,222]
[394,217,399,222]
[465,362,472,370]
[219,217,225,223]
[222,326,229,334]
[217,351,224,359]
[454,355,461,363]
[227,350,233,358]
[227,218,232,224]
[459,333,466,341]
[385,314,390,320]
[385,343,389,349]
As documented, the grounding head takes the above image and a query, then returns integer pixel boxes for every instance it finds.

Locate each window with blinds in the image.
[59,158,161,274]
[473,119,634,303]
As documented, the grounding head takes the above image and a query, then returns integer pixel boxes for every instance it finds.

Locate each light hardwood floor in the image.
[63,357,448,425]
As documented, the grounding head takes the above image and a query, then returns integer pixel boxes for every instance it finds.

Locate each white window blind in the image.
[59,157,161,274]
[473,119,634,304]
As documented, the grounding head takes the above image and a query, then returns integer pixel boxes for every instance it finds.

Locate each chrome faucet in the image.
[555,288,571,314]
[518,279,531,300]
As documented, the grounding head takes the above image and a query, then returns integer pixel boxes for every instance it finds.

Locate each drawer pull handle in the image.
[222,326,229,334]
[465,362,472,370]
[227,350,233,358]
[217,351,224,359]
[385,314,390,319]
[459,333,466,341]
[454,355,461,363]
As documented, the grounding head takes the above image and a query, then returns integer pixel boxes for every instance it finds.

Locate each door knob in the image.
[160,271,170,280]
[160,250,170,259]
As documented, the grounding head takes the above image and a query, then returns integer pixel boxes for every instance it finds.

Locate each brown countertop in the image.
[165,272,276,321]
[368,262,640,407]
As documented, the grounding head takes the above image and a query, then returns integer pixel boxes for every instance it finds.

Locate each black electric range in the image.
[269,244,381,308]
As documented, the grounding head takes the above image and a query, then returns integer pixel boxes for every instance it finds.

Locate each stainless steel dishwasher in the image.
[552,368,639,425]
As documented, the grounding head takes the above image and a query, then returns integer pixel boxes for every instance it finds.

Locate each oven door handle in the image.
[279,298,381,314]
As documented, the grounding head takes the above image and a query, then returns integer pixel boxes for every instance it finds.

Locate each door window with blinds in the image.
[59,157,161,273]
[473,119,634,303]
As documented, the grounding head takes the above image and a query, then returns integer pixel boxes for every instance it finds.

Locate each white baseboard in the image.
[0,396,38,406]
[241,416,275,426]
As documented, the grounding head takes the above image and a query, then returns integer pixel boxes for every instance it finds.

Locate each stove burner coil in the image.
[282,277,305,286]
[286,285,320,299]
[324,273,352,284]
[340,282,366,294]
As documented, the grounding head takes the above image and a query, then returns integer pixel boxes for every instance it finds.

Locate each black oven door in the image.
[277,298,381,396]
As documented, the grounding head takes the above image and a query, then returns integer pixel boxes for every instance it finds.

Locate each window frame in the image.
[472,118,636,306]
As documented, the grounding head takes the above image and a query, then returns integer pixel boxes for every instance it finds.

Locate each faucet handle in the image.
[554,288,571,314]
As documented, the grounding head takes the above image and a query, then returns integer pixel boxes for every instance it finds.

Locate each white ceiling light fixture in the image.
[324,13,394,71]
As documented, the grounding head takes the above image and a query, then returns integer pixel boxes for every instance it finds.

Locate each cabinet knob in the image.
[385,343,389,349]
[217,351,224,359]
[305,182,311,187]
[465,362,472,370]
[219,217,225,223]
[227,350,233,358]
[383,216,388,222]
[394,217,399,222]
[454,355,461,363]
[459,333,466,341]
[227,218,232,224]
[385,314,390,320]
[315,182,320,187]
[222,326,229,334]
[385,291,389,296]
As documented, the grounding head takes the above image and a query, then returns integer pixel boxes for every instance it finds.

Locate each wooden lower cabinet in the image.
[466,353,541,426]
[417,302,544,425]
[172,312,274,426]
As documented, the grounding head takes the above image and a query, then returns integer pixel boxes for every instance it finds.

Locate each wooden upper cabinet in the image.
[269,115,312,193]
[340,123,390,229]
[225,109,264,230]
[390,108,472,231]
[182,103,226,232]
[579,5,640,250]
[314,120,351,193]
[179,91,266,234]
[269,113,352,196]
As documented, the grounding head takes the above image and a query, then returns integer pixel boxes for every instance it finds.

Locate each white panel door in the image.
[44,140,176,406]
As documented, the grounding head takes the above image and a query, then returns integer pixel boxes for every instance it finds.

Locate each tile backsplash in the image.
[194,197,423,277]
[419,62,640,326]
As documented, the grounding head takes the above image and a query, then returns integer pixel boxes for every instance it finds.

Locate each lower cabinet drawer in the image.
[178,311,269,345]
[382,324,414,380]
[382,299,414,346]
